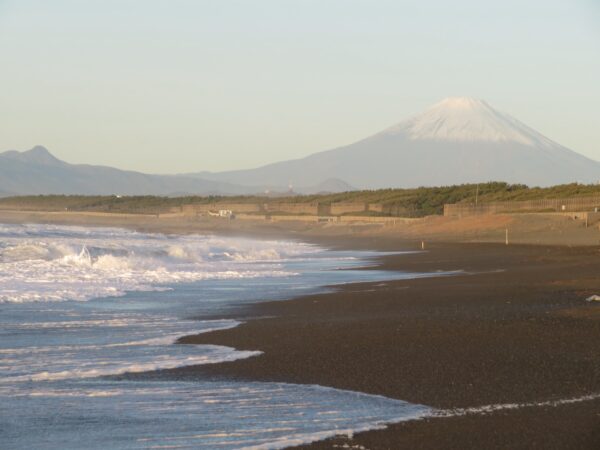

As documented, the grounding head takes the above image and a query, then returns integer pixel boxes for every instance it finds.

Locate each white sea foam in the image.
[0,312,252,385]
[4,346,262,383]
[437,391,600,417]
[0,224,317,303]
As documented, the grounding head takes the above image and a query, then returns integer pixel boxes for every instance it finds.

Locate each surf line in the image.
[432,391,600,418]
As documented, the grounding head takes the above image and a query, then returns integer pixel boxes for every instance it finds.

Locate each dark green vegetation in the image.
[2,182,600,217]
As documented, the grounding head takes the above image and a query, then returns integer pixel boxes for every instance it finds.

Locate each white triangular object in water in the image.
[79,245,91,265]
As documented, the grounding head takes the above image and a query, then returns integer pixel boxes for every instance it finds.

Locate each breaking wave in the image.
[0,224,317,303]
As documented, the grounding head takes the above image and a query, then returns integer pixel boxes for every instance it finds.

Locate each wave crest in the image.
[0,224,314,303]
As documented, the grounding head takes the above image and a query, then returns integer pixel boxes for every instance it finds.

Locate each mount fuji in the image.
[196,97,600,188]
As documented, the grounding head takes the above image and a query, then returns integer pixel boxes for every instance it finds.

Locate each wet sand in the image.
[174,240,600,449]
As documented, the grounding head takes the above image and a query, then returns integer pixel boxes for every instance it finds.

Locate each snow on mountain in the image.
[382,97,556,147]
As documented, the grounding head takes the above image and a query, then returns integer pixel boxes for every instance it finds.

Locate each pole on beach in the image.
[421,240,425,250]
[505,228,509,245]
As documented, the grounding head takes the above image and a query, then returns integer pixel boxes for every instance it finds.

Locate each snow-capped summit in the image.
[382,97,555,147]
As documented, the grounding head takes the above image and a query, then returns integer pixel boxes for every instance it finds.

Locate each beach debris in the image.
[585,295,600,302]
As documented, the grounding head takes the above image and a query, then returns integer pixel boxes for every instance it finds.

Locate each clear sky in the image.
[1,0,599,173]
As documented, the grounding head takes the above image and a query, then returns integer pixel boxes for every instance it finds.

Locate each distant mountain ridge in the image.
[0,147,353,197]
[2,145,65,166]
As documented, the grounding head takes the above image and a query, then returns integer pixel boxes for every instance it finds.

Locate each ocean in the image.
[0,223,432,449]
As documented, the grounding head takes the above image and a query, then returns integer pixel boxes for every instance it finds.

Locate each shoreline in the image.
[174,241,600,406]
[2,211,600,448]
[173,240,600,449]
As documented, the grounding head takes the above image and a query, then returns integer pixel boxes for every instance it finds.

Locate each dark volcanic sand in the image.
[172,240,600,449]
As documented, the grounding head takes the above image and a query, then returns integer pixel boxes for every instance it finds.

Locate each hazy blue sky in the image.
[1,0,599,173]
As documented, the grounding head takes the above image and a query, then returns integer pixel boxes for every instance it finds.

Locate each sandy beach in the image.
[2,210,600,448]
[172,240,600,449]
